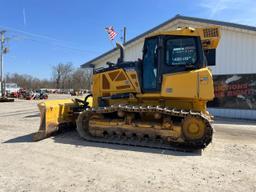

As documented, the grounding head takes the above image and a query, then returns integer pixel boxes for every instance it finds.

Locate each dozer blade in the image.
[33,97,92,141]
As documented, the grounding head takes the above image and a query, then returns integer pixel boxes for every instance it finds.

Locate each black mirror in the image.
[204,49,216,66]
[143,47,147,55]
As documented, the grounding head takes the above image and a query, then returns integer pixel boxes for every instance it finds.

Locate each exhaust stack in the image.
[116,42,125,63]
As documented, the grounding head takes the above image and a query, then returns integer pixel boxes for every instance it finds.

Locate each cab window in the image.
[166,37,197,65]
[142,38,158,90]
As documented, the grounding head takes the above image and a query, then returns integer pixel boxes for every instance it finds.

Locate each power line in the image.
[0,25,100,55]
[0,24,71,44]
[16,35,100,55]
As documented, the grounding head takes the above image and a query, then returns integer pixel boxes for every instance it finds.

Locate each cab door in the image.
[142,37,161,92]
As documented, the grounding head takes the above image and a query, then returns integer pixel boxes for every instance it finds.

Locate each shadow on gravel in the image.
[24,113,40,118]
[51,130,202,156]
[3,133,33,143]
[3,129,202,156]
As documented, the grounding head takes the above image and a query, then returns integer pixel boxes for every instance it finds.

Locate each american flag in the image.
[105,26,117,41]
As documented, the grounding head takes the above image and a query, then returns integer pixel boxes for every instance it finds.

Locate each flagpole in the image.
[110,40,114,49]
[105,35,114,49]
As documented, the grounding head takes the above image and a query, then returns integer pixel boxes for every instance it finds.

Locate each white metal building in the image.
[82,15,256,119]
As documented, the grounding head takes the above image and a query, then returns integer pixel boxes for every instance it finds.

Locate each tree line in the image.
[5,62,92,90]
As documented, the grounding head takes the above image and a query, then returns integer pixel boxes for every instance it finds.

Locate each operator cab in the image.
[142,35,206,92]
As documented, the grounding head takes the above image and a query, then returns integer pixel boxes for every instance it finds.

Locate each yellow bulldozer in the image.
[33,26,220,151]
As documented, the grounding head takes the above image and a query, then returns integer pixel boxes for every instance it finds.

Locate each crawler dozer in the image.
[33,27,220,151]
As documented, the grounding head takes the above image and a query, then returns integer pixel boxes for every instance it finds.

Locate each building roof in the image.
[81,14,256,68]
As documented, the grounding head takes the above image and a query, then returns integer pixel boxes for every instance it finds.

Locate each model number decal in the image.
[166,88,173,93]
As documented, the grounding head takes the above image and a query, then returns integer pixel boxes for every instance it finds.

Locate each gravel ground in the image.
[0,94,256,192]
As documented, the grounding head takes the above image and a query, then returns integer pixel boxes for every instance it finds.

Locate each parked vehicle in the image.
[6,83,20,98]
[34,90,48,100]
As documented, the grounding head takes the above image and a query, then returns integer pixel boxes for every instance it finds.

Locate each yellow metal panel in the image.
[126,71,141,93]
[92,69,140,107]
[98,68,138,94]
[161,71,198,99]
[148,27,220,50]
[136,93,161,98]
[92,74,101,107]
[161,68,214,101]
[198,68,214,100]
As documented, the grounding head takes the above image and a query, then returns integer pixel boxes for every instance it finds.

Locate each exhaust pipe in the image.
[116,42,125,63]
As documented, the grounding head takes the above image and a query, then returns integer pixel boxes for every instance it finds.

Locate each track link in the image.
[76,104,213,152]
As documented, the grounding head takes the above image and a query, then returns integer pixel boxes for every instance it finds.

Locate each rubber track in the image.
[76,104,213,153]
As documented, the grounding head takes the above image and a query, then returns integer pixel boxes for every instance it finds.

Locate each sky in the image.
[0,0,255,79]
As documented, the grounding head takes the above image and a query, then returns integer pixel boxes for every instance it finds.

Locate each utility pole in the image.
[0,30,6,97]
[0,31,13,102]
